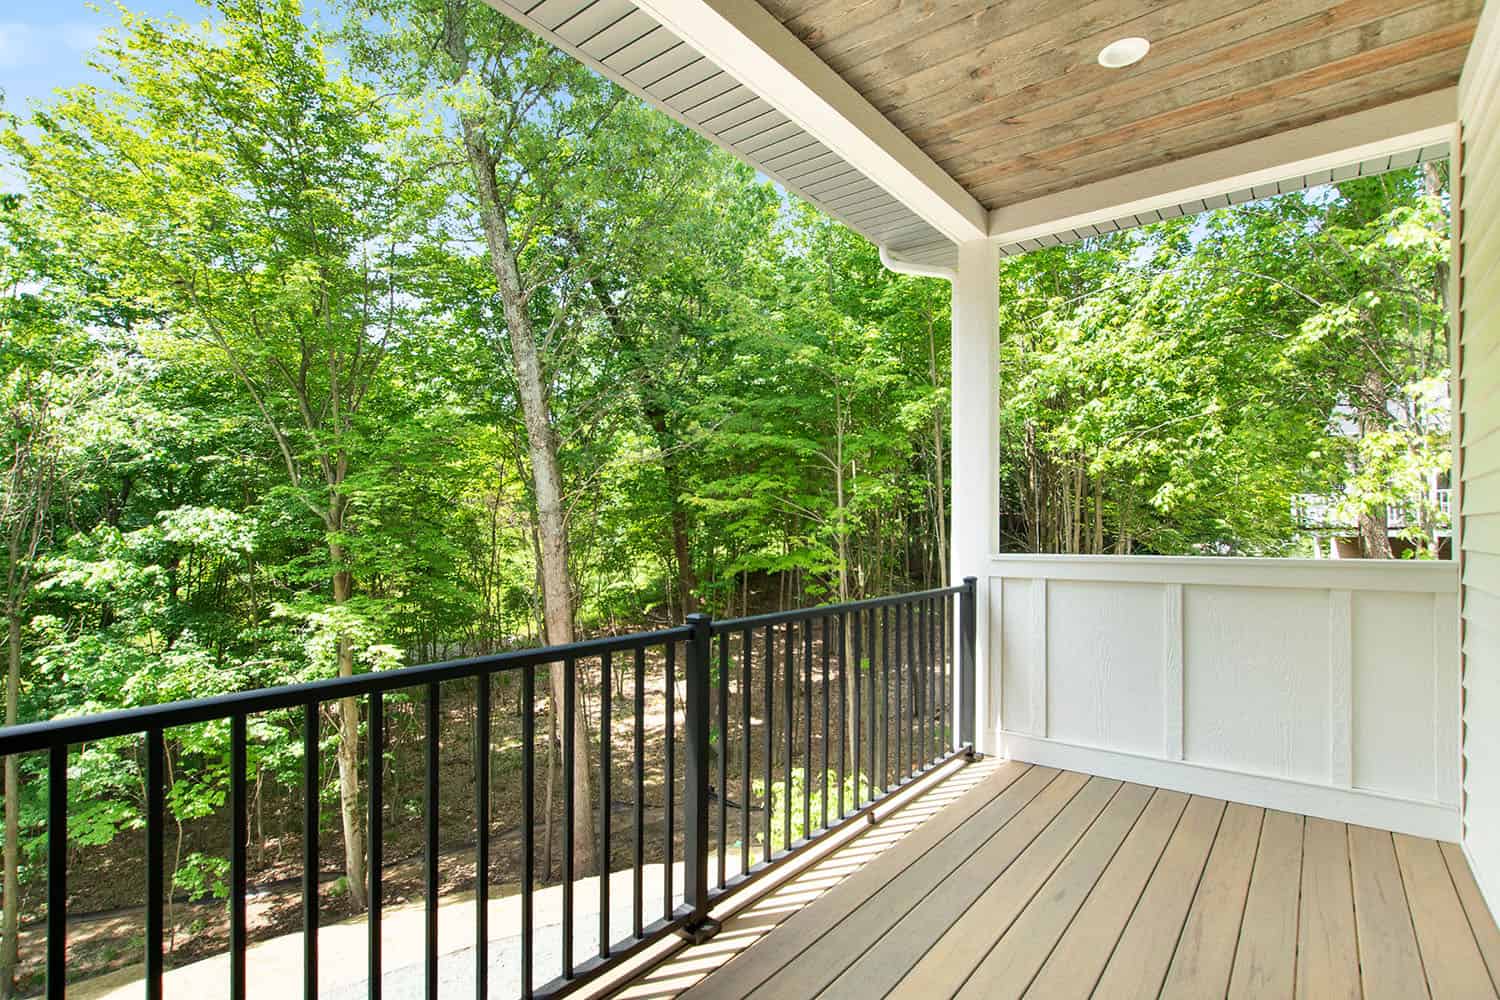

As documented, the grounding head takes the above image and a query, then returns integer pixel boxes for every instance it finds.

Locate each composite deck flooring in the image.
[644,759,1500,999]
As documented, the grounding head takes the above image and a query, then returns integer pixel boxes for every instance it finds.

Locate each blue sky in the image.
[2,0,200,114]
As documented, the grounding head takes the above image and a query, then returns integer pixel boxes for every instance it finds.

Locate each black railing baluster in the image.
[741,627,751,876]
[912,599,924,773]
[522,665,535,1000]
[633,647,644,940]
[425,683,440,1000]
[879,605,889,793]
[853,609,862,810]
[906,601,915,779]
[599,651,611,960]
[820,615,829,830]
[147,729,164,1000]
[961,578,977,750]
[475,673,490,999]
[717,631,728,889]
[683,613,713,931]
[563,657,576,978]
[802,619,812,836]
[369,692,384,1000]
[663,642,675,919]
[782,620,793,852]
[895,603,904,786]
[928,597,937,764]
[924,599,936,761]
[303,705,318,1000]
[47,744,67,1000]
[941,593,949,753]
[231,714,248,1000]
[837,612,846,818]
[763,624,773,861]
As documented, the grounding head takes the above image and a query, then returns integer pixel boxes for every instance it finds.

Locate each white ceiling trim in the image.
[988,89,1459,248]
[627,0,988,244]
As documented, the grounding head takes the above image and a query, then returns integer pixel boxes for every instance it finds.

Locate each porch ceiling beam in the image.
[988,89,1458,248]
[628,0,987,245]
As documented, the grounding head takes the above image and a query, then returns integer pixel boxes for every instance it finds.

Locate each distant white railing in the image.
[985,554,1460,839]
[1294,490,1451,530]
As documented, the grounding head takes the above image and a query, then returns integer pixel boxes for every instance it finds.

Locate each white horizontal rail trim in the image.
[988,553,1458,592]
[1004,735,1459,842]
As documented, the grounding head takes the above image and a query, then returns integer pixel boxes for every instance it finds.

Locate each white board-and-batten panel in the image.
[988,556,1460,840]
[1459,0,1500,928]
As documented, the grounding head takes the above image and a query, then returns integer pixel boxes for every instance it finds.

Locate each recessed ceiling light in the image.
[1097,36,1150,69]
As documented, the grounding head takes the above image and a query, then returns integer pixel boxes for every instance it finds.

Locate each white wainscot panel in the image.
[1045,580,1165,756]
[996,576,1043,735]
[1183,584,1331,785]
[1352,590,1438,801]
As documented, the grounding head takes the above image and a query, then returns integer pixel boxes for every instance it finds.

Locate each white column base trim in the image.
[1002,733,1460,842]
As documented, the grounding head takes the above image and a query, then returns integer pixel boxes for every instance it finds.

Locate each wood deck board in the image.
[841,771,1104,998]
[659,765,1500,1000]
[1159,801,1262,999]
[1022,788,1189,998]
[1394,833,1498,998]
[952,782,1156,998]
[1094,795,1226,1000]
[1350,824,1431,1000]
[1295,817,1360,999]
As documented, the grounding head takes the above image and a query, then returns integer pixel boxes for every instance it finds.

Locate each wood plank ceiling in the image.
[485,0,1478,268]
[761,0,1481,209]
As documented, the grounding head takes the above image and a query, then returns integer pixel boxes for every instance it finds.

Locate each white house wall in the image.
[990,555,1460,840]
[1458,0,1500,922]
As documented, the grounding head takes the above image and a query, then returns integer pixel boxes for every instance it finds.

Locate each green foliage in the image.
[752,768,873,854]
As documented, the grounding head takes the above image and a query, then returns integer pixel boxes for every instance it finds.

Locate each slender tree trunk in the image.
[645,403,698,614]
[926,316,948,586]
[449,72,596,873]
[1357,369,1395,559]
[1,603,19,999]
[328,540,368,909]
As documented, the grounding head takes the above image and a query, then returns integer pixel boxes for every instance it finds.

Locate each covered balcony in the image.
[11,0,1500,997]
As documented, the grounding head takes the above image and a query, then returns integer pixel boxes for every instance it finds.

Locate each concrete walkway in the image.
[71,859,745,1000]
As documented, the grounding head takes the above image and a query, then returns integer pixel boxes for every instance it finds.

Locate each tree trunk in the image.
[451,90,596,874]
[926,315,948,586]
[1,606,20,999]
[645,403,698,615]
[329,542,368,909]
[1357,368,1395,560]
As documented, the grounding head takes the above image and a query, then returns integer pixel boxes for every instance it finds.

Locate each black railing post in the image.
[681,612,720,943]
[960,576,978,756]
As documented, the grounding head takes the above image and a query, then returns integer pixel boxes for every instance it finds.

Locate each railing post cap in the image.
[963,576,978,586]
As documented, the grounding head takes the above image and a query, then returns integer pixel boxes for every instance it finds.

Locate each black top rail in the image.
[0,625,692,757]
[713,584,965,631]
[5,579,977,1000]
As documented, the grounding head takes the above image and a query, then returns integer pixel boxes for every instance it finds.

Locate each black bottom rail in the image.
[2,579,978,1000]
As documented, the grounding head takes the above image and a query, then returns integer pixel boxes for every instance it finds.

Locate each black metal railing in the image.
[0,579,976,999]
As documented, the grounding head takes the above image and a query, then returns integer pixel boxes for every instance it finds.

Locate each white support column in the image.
[950,239,1000,756]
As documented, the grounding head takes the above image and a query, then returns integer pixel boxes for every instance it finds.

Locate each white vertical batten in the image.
[1164,583,1184,760]
[950,240,1000,754]
[1031,577,1048,738]
[1330,589,1354,788]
